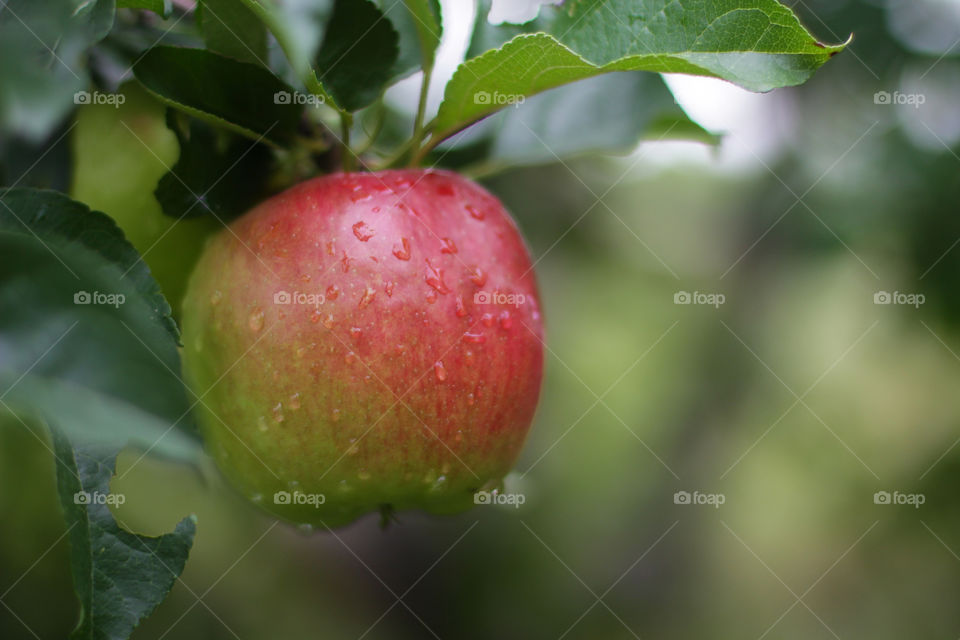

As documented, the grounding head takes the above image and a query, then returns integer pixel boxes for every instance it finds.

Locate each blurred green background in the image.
[4,0,960,637]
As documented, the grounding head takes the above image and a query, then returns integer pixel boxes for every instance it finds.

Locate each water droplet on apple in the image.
[209,290,223,305]
[331,408,341,422]
[289,392,301,410]
[350,326,363,339]
[499,310,513,329]
[358,469,371,480]
[465,203,484,220]
[470,267,487,287]
[358,287,376,308]
[434,360,447,382]
[467,393,475,406]
[340,252,351,272]
[272,403,284,423]
[323,314,334,329]
[463,331,485,343]
[385,281,395,297]
[440,237,457,254]
[296,345,307,358]
[392,237,411,261]
[350,191,373,203]
[310,310,322,324]
[344,351,356,364]
[454,430,464,442]
[257,416,269,432]
[248,308,265,332]
[425,259,449,294]
[481,313,494,327]
[326,284,340,300]
[300,273,311,283]
[426,290,437,304]
[352,221,374,241]
[371,206,381,213]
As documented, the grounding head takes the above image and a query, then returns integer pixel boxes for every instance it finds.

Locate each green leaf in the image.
[0,189,199,458]
[199,0,269,66]
[0,0,115,141]
[155,111,274,222]
[133,46,303,147]
[430,0,845,145]
[375,0,442,80]
[117,0,172,18]
[436,72,715,171]
[314,0,400,112]
[52,427,196,640]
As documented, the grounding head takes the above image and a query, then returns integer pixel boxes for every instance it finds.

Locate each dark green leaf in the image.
[53,428,196,640]
[117,0,172,18]
[155,111,275,222]
[375,0,442,80]
[314,0,400,111]
[199,0,269,66]
[133,46,303,146]
[0,0,116,141]
[0,189,199,457]
[430,0,845,145]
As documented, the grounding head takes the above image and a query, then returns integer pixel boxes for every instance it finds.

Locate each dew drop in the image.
[257,416,269,432]
[300,273,311,283]
[392,237,411,261]
[425,259,449,294]
[466,204,484,220]
[249,307,265,332]
[340,251,351,272]
[326,240,336,256]
[426,291,437,304]
[440,237,458,254]
[358,287,376,308]
[470,267,487,287]
[358,469,371,480]
[467,393,475,406]
[331,408,341,422]
[481,313,494,327]
[346,439,359,456]
[296,345,307,358]
[434,360,447,382]
[289,392,301,410]
[323,314,334,329]
[272,403,284,423]
[499,310,513,329]
[463,331,486,344]
[250,493,263,504]
[455,430,464,442]
[310,310,322,324]
[372,206,381,213]
[350,326,363,339]
[326,284,340,300]
[352,221,374,241]
[209,290,223,305]
[345,351,356,364]
[455,295,467,318]
[385,281,395,297]
[350,191,373,203]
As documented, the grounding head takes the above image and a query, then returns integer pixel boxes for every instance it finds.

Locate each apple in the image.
[181,169,544,527]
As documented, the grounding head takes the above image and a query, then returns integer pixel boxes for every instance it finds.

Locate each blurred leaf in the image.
[236,0,333,88]
[375,0,442,80]
[0,188,199,457]
[199,0,268,65]
[52,428,196,640]
[430,0,845,145]
[133,46,303,146]
[436,72,714,171]
[0,0,115,141]
[155,111,274,222]
[117,0,172,17]
[314,0,399,111]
